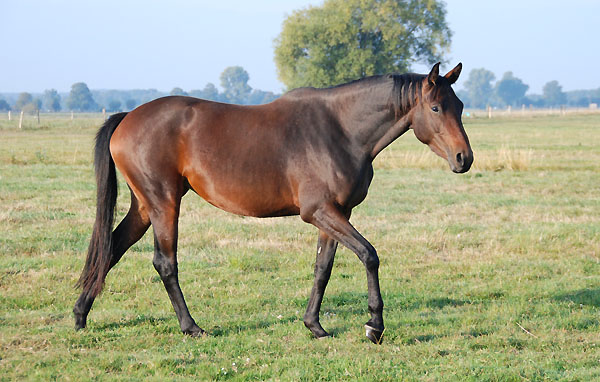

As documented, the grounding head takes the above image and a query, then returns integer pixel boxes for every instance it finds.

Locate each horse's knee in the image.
[361,248,379,271]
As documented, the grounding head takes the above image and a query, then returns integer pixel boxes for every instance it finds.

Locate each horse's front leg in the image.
[304,231,338,338]
[302,203,384,344]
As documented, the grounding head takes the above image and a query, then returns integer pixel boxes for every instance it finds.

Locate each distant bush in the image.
[0,99,10,111]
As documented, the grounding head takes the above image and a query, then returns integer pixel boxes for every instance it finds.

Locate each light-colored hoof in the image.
[365,325,384,344]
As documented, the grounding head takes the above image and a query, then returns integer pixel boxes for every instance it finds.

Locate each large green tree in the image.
[220,66,252,104]
[463,68,495,109]
[495,72,529,107]
[66,82,98,112]
[274,0,451,89]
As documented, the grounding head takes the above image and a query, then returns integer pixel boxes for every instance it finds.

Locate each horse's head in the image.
[412,63,473,173]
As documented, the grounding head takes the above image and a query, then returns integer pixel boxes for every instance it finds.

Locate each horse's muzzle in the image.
[451,149,473,173]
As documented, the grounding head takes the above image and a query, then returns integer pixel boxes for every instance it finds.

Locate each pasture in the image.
[1,113,599,380]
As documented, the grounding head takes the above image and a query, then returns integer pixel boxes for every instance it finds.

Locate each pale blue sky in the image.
[2,0,599,94]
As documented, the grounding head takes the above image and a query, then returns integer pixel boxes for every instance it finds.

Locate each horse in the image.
[73,63,472,344]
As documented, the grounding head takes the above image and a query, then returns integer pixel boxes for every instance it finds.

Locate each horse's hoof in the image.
[74,315,86,331]
[304,319,330,339]
[365,325,384,344]
[316,332,332,340]
[184,327,206,338]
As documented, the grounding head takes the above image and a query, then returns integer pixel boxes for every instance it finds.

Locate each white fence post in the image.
[19,110,24,129]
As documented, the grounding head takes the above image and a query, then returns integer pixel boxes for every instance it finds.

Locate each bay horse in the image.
[74,63,472,344]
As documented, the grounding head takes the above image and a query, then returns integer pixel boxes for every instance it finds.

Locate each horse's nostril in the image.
[456,152,463,166]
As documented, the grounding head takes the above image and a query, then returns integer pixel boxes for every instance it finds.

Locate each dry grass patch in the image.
[475,145,532,172]
[375,145,532,171]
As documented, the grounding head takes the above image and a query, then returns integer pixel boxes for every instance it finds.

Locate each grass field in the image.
[1,113,599,381]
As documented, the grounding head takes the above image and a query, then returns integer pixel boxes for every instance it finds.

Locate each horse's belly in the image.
[186,172,299,218]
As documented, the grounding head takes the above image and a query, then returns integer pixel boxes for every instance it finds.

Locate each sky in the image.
[2,0,599,95]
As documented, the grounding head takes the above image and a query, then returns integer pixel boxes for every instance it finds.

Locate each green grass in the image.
[1,114,599,381]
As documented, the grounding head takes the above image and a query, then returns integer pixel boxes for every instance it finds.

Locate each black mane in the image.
[326,73,425,114]
[389,73,425,115]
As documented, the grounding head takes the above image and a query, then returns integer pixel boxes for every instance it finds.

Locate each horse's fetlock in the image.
[368,300,384,315]
[303,313,317,327]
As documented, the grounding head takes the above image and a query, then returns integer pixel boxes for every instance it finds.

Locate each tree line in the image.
[171,66,278,106]
[3,68,595,114]
[457,68,598,109]
[0,66,279,113]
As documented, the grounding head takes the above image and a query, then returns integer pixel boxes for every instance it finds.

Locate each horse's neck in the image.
[329,81,413,160]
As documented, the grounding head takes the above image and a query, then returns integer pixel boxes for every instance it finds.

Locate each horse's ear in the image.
[427,62,441,86]
[445,63,462,85]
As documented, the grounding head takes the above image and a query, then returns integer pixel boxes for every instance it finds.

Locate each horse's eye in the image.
[431,106,440,113]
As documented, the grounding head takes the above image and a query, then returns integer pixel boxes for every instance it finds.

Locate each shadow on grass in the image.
[424,297,469,309]
[292,292,367,315]
[209,315,299,337]
[402,333,440,345]
[304,293,471,313]
[200,292,474,339]
[461,328,492,338]
[93,314,170,331]
[326,325,352,338]
[555,288,600,307]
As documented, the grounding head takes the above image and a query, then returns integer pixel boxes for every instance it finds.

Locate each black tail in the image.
[76,112,129,298]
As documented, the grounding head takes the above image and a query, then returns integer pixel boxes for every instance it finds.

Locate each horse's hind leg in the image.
[74,190,150,329]
[149,198,204,337]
